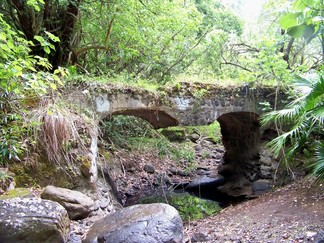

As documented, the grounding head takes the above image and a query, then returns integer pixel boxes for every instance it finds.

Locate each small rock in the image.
[215,147,224,153]
[178,170,189,177]
[168,167,178,175]
[144,164,155,174]
[67,232,82,243]
[93,200,100,211]
[260,153,272,165]
[260,165,272,178]
[191,232,211,242]
[188,133,200,142]
[127,167,136,173]
[212,153,223,160]
[99,199,110,209]
[196,169,211,176]
[252,179,271,195]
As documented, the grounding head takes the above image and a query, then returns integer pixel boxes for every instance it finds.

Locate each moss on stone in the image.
[79,155,92,179]
[0,188,32,200]
[10,158,79,190]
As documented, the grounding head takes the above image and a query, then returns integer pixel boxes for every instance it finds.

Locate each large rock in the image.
[84,203,183,243]
[41,185,94,220]
[0,197,69,243]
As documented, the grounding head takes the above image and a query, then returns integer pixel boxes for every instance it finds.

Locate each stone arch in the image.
[112,109,179,129]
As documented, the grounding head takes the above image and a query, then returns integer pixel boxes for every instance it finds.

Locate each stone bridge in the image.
[93,82,280,128]
[76,82,285,197]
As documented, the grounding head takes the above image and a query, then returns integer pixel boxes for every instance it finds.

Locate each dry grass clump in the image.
[33,100,92,172]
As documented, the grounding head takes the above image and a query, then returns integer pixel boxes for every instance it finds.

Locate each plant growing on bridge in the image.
[261,71,324,178]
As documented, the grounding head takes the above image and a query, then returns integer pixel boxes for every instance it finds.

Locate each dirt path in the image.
[184,179,324,242]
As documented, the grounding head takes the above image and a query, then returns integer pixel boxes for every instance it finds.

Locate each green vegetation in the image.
[139,192,221,222]
[0,170,14,194]
[102,116,222,171]
[102,116,197,169]
[184,122,222,144]
[260,0,324,179]
[261,72,324,178]
[0,12,68,166]
[0,188,32,200]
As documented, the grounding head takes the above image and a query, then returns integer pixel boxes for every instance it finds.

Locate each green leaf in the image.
[287,24,313,38]
[49,82,57,90]
[44,31,60,42]
[7,39,15,50]
[26,0,45,12]
[303,24,315,40]
[280,13,300,30]
[293,0,312,10]
[48,43,55,50]
[34,35,45,43]
[0,32,6,41]
[44,46,50,54]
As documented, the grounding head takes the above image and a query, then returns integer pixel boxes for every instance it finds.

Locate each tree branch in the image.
[104,15,115,46]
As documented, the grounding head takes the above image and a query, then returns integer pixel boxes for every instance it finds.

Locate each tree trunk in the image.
[6,0,82,69]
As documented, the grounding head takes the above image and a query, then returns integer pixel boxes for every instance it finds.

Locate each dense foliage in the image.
[261,0,324,178]
[261,72,324,178]
[0,13,67,165]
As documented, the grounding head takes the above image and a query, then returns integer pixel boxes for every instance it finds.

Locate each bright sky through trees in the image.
[222,0,267,22]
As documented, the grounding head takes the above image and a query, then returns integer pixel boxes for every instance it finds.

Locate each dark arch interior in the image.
[112,109,179,129]
[217,111,260,162]
[216,111,261,197]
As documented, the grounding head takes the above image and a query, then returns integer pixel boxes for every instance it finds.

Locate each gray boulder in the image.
[84,203,183,243]
[0,197,69,243]
[41,185,94,220]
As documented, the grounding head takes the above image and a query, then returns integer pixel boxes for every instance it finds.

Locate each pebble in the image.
[144,164,155,173]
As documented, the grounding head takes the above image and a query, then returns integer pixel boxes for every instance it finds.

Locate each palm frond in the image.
[312,141,324,178]
[261,71,324,178]
[311,105,324,124]
[293,74,314,88]
[294,73,323,109]
[265,111,311,159]
[260,105,303,127]
[267,134,288,157]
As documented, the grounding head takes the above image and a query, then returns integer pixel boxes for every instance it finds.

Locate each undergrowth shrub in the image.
[0,170,14,194]
[0,14,68,166]
[101,115,196,165]
[139,192,221,222]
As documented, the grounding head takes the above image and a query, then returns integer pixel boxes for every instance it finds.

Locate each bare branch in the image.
[104,15,115,46]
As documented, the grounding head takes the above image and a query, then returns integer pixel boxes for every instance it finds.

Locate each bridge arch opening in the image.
[112,109,179,129]
[217,111,260,162]
[216,111,261,197]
